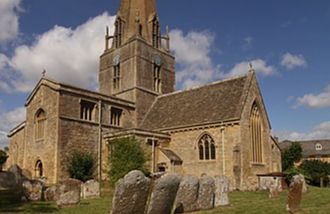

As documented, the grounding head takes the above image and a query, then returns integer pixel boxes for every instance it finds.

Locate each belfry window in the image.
[153,64,161,93]
[110,107,122,127]
[35,109,46,140]
[250,103,263,163]
[80,100,95,121]
[114,18,123,48]
[198,134,216,160]
[152,18,160,48]
[113,63,121,90]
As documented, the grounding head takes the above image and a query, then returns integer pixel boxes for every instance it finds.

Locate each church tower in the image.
[99,0,175,126]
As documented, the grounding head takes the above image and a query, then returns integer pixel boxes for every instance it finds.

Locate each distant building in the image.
[279,139,330,163]
[6,0,281,191]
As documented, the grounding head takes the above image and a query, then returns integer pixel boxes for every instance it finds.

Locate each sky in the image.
[0,0,330,148]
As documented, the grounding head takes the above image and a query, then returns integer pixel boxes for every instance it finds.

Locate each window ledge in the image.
[199,160,217,163]
[250,162,265,167]
[35,139,44,143]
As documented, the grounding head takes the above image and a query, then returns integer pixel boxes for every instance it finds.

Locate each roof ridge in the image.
[158,73,249,98]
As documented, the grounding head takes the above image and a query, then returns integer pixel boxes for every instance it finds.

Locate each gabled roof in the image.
[279,139,330,156]
[160,149,183,165]
[141,73,252,131]
[25,77,135,108]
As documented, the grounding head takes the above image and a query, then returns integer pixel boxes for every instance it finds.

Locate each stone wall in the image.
[6,126,25,168]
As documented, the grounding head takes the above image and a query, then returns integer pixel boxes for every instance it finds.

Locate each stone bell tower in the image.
[99,0,175,126]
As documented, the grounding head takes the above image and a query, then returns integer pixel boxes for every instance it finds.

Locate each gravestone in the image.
[81,179,100,199]
[214,176,230,207]
[174,175,199,213]
[147,173,181,214]
[286,174,304,213]
[197,175,215,210]
[8,164,27,185]
[44,185,57,201]
[56,178,82,207]
[0,171,17,190]
[22,180,43,201]
[269,179,280,199]
[111,170,151,214]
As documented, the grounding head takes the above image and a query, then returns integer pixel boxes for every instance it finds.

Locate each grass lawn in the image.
[0,186,329,213]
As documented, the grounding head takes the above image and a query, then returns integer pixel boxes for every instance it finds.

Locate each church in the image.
[6,0,281,190]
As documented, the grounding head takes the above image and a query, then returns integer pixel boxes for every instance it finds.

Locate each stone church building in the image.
[7,0,281,190]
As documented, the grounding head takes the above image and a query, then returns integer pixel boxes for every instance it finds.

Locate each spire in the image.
[116,0,158,45]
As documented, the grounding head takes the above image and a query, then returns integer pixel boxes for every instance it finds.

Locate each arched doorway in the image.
[35,160,43,178]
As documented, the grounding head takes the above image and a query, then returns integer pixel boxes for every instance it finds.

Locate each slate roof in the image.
[279,140,330,157]
[160,149,183,165]
[141,74,250,130]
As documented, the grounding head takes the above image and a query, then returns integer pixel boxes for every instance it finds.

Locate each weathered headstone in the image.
[111,170,151,214]
[197,175,215,210]
[147,173,181,214]
[81,179,100,199]
[174,175,199,213]
[301,176,307,193]
[44,185,57,201]
[56,178,82,207]
[214,176,230,207]
[269,179,280,199]
[0,171,17,190]
[8,164,27,185]
[22,180,43,201]
[286,174,304,213]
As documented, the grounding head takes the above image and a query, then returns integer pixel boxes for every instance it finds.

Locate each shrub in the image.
[67,150,96,182]
[300,160,330,187]
[0,150,8,165]
[282,142,303,171]
[109,137,148,185]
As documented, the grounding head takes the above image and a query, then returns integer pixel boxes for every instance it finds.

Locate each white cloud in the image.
[295,85,330,108]
[0,106,26,148]
[281,53,307,70]
[0,12,116,92]
[223,59,276,79]
[275,121,330,141]
[0,0,21,44]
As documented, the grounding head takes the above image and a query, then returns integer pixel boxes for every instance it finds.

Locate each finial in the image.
[248,62,254,72]
[106,26,109,36]
[42,69,46,77]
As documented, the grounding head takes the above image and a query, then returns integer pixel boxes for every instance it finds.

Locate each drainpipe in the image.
[98,100,102,182]
[151,137,155,173]
[220,124,225,175]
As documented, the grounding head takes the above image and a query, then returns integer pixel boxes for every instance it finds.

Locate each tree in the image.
[300,160,330,187]
[109,137,148,185]
[282,142,303,171]
[67,150,96,182]
[0,150,9,171]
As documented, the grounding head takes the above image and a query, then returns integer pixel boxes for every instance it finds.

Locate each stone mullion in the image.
[253,110,257,162]
[256,111,260,163]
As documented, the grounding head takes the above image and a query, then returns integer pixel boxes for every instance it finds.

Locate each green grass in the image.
[0,186,329,213]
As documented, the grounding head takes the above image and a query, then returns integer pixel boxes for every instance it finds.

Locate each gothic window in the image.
[152,18,160,48]
[114,18,123,48]
[198,134,216,160]
[80,100,95,121]
[153,64,161,92]
[35,160,43,177]
[113,63,121,90]
[35,109,46,140]
[110,107,122,126]
[250,103,263,163]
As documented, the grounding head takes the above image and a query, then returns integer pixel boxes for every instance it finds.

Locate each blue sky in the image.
[0,0,330,147]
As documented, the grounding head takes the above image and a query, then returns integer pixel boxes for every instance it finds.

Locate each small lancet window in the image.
[198,134,216,160]
[250,103,263,163]
[114,18,123,48]
[153,64,161,93]
[80,100,95,121]
[110,107,122,127]
[35,109,46,140]
[113,63,120,90]
[152,18,161,48]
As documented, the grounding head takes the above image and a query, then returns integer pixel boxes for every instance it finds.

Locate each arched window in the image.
[35,109,46,140]
[35,160,43,177]
[250,103,263,163]
[198,134,216,160]
[114,18,123,48]
[152,18,161,48]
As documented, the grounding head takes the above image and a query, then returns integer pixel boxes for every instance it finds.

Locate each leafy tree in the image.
[109,137,148,185]
[282,142,303,171]
[300,160,330,187]
[67,150,96,182]
[0,150,8,171]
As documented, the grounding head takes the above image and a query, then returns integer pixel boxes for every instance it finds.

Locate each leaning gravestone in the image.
[22,180,43,201]
[147,173,181,214]
[81,179,100,199]
[56,178,82,207]
[286,174,304,213]
[197,175,215,210]
[214,176,230,207]
[8,164,27,185]
[111,170,151,214]
[174,175,200,213]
